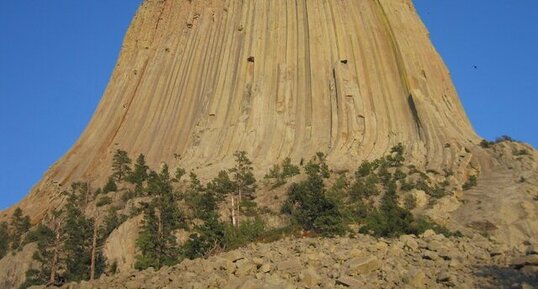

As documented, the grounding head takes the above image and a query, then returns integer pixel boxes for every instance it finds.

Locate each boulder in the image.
[336,276,362,288]
[403,269,426,288]
[276,258,302,274]
[512,255,538,269]
[345,255,380,275]
[301,268,321,288]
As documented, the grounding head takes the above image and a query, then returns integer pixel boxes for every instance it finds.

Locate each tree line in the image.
[4,144,465,288]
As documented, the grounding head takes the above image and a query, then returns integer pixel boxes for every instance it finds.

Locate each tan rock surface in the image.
[1,0,537,286]
[0,243,37,289]
[31,235,538,289]
[5,0,481,222]
[103,215,143,273]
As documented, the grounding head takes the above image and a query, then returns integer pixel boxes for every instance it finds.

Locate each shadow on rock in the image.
[475,265,538,289]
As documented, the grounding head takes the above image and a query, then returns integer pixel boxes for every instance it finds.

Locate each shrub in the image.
[224,217,265,249]
[182,215,225,260]
[256,225,302,243]
[480,139,493,148]
[0,222,9,259]
[356,161,374,178]
[96,196,113,207]
[404,194,417,210]
[282,159,345,237]
[462,175,478,191]
[393,169,407,180]
[349,178,379,199]
[513,149,529,156]
[400,180,414,192]
[103,177,118,193]
[359,192,415,238]
[495,135,514,143]
[428,185,447,199]
[412,217,463,238]
[265,158,301,189]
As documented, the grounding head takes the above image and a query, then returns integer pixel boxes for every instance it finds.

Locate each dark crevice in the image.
[408,94,424,140]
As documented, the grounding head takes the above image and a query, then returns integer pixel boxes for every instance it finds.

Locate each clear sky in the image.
[0,1,536,210]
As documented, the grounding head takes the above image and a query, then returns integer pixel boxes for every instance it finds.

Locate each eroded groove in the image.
[14,0,480,221]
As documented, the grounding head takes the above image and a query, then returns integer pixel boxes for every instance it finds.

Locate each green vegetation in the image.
[0,222,9,259]
[20,180,123,287]
[135,165,185,270]
[513,149,529,156]
[96,196,112,207]
[128,154,149,187]
[265,157,300,188]
[480,135,518,148]
[282,154,345,237]
[462,175,478,191]
[10,207,31,250]
[112,149,132,182]
[18,145,465,288]
[103,176,118,193]
[19,224,56,288]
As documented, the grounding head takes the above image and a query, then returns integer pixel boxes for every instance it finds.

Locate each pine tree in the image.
[10,207,31,250]
[19,224,56,287]
[0,221,9,258]
[63,204,99,282]
[20,210,65,287]
[229,151,257,226]
[128,154,149,188]
[282,154,345,236]
[173,167,186,183]
[103,176,118,193]
[135,163,183,270]
[183,214,225,259]
[206,170,234,201]
[112,149,132,182]
[70,182,92,208]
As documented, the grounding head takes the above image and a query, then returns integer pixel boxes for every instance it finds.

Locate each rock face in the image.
[6,0,481,221]
[0,243,37,289]
[102,215,143,273]
[29,234,538,289]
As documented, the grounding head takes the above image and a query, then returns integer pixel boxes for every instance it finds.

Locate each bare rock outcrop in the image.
[103,215,143,273]
[6,0,482,222]
[0,243,37,289]
[32,233,538,289]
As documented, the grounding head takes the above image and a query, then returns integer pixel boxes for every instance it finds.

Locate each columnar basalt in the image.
[7,0,480,220]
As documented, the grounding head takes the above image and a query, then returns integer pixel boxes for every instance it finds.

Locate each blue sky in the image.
[0,1,536,210]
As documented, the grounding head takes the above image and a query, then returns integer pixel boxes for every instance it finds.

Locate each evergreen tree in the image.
[359,179,417,238]
[135,163,184,270]
[70,182,93,208]
[10,207,31,250]
[230,151,257,200]
[128,154,149,188]
[206,171,235,201]
[183,214,225,259]
[282,155,345,236]
[173,167,186,183]
[103,176,118,193]
[0,222,9,258]
[135,203,160,269]
[229,151,257,226]
[19,224,56,288]
[63,204,99,282]
[21,210,66,287]
[101,208,122,239]
[112,149,132,182]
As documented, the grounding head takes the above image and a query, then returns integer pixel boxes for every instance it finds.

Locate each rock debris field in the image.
[30,231,538,289]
